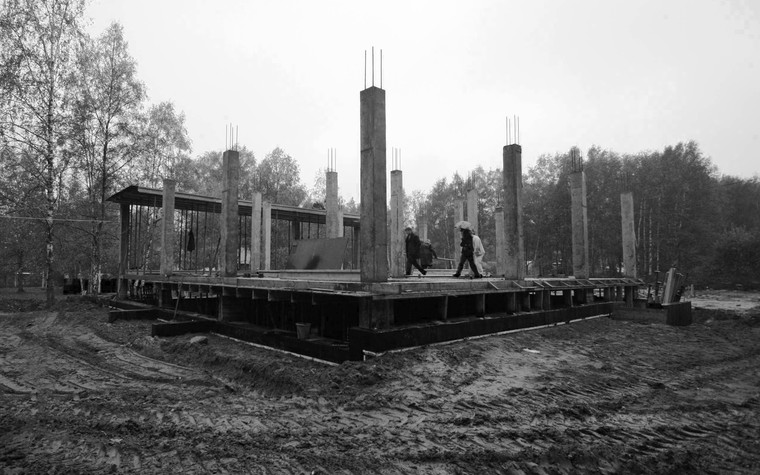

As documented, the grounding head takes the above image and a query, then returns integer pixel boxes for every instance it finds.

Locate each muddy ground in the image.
[1,289,759,474]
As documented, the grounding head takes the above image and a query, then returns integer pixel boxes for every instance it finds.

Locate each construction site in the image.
[97,73,695,364]
[2,54,759,474]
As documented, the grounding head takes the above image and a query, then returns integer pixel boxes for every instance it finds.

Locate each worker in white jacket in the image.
[472,233,485,276]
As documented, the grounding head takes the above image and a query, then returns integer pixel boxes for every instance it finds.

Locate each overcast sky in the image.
[88,0,760,201]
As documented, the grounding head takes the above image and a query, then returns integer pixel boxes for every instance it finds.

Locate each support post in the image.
[503,145,525,280]
[118,203,130,298]
[466,187,478,234]
[454,200,464,264]
[220,150,240,277]
[495,206,506,277]
[263,201,272,270]
[570,168,589,279]
[506,292,517,314]
[437,296,448,321]
[359,299,394,329]
[420,221,428,242]
[326,170,341,238]
[563,289,573,307]
[160,179,176,276]
[475,294,486,318]
[359,86,388,282]
[251,192,262,271]
[620,191,637,278]
[390,169,404,277]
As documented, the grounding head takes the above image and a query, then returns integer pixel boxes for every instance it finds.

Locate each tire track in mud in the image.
[3,300,760,473]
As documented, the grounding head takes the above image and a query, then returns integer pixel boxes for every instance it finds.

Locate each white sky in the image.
[88,0,760,201]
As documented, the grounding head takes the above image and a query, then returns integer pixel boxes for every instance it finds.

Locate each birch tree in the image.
[0,0,86,305]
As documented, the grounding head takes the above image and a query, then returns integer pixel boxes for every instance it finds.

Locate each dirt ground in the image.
[1,289,759,474]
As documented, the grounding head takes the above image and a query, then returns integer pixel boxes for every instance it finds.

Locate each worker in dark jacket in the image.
[453,226,482,278]
[420,239,437,269]
[404,227,427,276]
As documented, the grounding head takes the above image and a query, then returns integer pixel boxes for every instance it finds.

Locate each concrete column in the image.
[475,294,486,318]
[420,221,428,242]
[503,145,525,280]
[326,170,340,238]
[250,192,262,271]
[454,200,464,264]
[337,210,344,238]
[263,201,272,270]
[563,289,573,307]
[219,151,240,277]
[118,203,130,298]
[506,293,517,313]
[160,179,176,276]
[466,188,478,234]
[570,170,589,279]
[359,86,388,282]
[495,206,506,277]
[390,169,404,277]
[620,191,637,278]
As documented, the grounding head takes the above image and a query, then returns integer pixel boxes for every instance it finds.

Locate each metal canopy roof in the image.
[107,185,361,226]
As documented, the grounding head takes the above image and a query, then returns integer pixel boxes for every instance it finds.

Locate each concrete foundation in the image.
[359,86,388,283]
[503,145,525,280]
[620,191,637,278]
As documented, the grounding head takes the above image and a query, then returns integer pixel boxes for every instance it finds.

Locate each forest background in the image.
[1,1,758,305]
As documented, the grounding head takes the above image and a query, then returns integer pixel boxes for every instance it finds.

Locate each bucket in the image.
[295,323,311,340]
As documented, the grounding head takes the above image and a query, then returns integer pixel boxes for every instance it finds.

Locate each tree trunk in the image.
[45,93,56,308]
[15,250,25,293]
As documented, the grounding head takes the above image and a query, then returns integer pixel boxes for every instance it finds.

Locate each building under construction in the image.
[107,56,688,363]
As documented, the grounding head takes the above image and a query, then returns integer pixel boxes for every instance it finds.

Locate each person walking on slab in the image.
[405,227,426,276]
[453,225,481,278]
[420,239,437,269]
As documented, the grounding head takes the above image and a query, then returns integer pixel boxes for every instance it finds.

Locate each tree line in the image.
[414,142,759,288]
